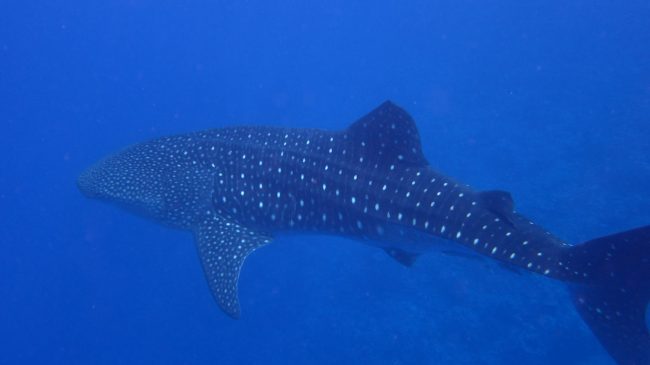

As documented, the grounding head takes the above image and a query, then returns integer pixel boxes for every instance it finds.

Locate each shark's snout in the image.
[76,148,166,220]
[77,164,101,198]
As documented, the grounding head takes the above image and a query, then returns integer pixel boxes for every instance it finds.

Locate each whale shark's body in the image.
[78,101,649,364]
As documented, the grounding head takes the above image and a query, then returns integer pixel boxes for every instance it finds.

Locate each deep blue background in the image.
[1,1,649,364]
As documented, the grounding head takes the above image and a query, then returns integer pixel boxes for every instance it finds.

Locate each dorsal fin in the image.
[346,101,428,168]
[478,190,515,226]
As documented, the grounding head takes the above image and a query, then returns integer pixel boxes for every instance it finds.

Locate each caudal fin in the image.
[567,226,650,365]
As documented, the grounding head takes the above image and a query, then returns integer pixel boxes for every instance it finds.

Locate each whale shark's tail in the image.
[566,226,650,365]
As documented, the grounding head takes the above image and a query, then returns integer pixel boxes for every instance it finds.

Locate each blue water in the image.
[2,1,649,364]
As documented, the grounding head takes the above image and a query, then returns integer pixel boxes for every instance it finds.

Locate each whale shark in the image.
[78,101,649,364]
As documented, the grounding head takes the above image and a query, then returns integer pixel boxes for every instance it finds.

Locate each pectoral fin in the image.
[194,212,272,318]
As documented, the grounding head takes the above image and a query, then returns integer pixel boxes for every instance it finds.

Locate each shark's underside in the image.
[78,101,650,364]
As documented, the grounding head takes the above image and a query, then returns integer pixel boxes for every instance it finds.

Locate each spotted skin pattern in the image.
[78,101,650,364]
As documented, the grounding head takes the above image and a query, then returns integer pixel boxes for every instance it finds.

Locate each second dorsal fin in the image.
[479,190,515,226]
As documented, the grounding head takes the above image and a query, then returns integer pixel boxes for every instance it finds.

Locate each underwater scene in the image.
[2,1,649,364]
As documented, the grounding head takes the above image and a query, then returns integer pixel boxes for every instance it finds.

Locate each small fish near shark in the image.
[78,101,650,364]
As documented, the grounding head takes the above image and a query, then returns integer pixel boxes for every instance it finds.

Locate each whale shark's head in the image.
[77,143,165,220]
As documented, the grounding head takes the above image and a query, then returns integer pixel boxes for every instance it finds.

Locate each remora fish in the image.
[78,101,649,364]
